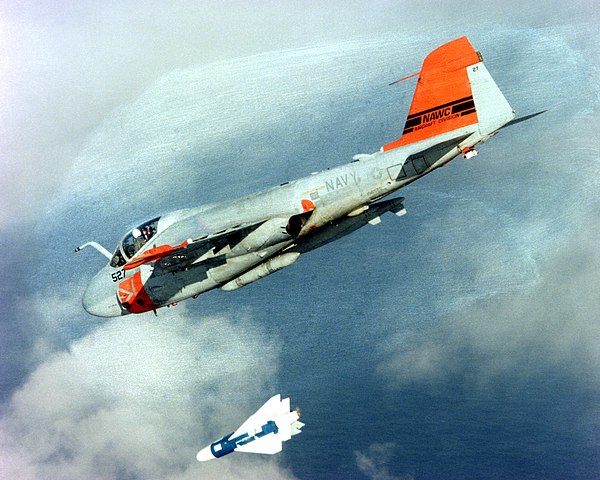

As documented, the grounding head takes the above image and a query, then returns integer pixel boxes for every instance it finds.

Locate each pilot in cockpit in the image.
[130,225,156,255]
[116,218,160,263]
[132,228,145,253]
[142,225,154,241]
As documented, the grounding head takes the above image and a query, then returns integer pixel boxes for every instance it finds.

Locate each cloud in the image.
[2,7,600,478]
[0,308,296,479]
[355,443,412,480]
[16,283,93,366]
[373,22,600,391]
[376,219,600,390]
[3,1,599,228]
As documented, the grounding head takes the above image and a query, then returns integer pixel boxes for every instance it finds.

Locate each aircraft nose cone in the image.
[83,269,126,318]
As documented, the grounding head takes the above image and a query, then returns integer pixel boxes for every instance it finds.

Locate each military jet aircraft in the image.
[77,36,531,317]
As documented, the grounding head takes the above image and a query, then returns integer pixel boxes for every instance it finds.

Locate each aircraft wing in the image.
[235,436,283,455]
[125,220,264,271]
[160,221,264,268]
[232,395,285,438]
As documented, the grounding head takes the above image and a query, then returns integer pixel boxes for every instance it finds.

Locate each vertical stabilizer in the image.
[467,61,515,135]
[383,37,514,151]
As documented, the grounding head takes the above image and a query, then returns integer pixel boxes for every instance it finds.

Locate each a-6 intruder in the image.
[77,36,538,317]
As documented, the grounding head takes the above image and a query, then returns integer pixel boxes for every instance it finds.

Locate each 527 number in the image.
[111,269,126,282]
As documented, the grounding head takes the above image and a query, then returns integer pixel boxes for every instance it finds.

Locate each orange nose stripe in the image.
[117,272,159,314]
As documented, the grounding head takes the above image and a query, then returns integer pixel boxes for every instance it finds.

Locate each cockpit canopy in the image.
[110,217,160,267]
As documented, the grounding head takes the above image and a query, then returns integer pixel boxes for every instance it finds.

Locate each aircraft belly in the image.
[145,242,292,305]
[207,242,292,284]
[144,267,216,306]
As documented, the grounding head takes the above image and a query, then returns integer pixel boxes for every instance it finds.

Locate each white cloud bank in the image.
[3,0,599,228]
[0,308,296,479]
[376,222,600,389]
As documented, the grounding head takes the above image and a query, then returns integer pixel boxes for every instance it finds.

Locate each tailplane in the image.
[383,36,514,152]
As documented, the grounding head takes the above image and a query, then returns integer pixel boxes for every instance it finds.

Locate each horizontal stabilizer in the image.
[499,110,546,130]
[291,420,304,436]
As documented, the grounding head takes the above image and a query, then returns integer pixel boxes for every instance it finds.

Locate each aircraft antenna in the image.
[388,71,420,86]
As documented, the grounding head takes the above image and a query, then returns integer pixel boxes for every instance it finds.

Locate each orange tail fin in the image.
[383,37,482,152]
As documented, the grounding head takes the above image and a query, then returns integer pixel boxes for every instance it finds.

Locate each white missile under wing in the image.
[196,394,304,461]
